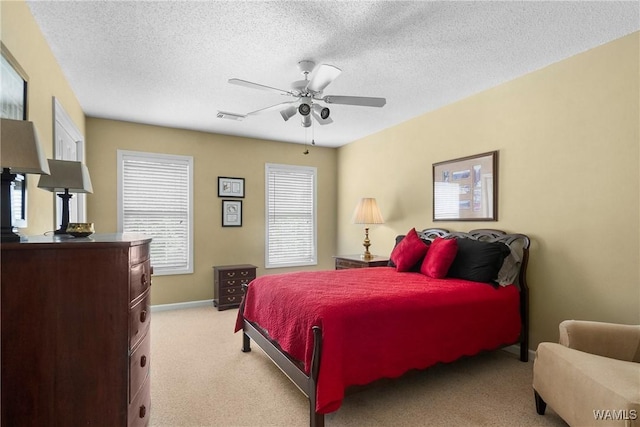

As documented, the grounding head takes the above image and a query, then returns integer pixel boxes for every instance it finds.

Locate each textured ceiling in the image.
[26,1,639,148]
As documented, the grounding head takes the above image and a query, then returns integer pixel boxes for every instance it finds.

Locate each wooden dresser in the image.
[1,233,152,427]
[213,264,256,310]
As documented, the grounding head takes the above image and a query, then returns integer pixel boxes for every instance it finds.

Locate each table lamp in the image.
[352,197,384,260]
[1,118,51,242]
[38,159,93,235]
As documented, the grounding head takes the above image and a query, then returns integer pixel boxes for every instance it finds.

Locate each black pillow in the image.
[388,234,430,271]
[447,238,510,284]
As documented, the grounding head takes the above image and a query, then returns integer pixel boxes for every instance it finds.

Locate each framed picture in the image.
[218,176,244,198]
[433,151,498,221]
[222,200,242,227]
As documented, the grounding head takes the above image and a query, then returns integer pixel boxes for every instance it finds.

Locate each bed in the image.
[235,228,530,426]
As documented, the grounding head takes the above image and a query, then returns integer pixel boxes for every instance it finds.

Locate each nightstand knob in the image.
[140,310,147,323]
[139,405,146,418]
[140,355,147,368]
[141,274,148,287]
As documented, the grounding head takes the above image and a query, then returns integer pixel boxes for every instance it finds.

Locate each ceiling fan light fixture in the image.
[301,114,312,127]
[298,102,311,116]
[280,105,297,121]
[312,104,330,119]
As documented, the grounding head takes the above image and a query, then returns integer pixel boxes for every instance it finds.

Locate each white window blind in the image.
[118,150,193,275]
[265,163,317,268]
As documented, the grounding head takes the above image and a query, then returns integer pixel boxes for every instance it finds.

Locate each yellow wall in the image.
[85,118,337,305]
[5,0,638,347]
[0,0,85,234]
[337,32,640,349]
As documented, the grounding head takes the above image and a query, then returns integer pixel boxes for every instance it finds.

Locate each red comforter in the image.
[235,267,521,414]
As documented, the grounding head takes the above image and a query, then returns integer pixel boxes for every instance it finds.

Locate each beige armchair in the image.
[533,320,640,426]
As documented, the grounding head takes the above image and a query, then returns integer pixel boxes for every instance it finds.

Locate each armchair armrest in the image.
[559,320,640,362]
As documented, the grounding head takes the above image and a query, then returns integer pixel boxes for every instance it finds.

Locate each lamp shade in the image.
[352,198,384,224]
[38,159,93,193]
[1,118,50,174]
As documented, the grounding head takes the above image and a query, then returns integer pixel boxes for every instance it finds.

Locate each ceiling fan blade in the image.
[306,64,341,93]
[322,95,386,107]
[312,110,333,125]
[228,78,293,96]
[247,100,298,116]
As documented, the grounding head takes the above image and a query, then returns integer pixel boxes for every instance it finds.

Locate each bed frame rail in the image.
[243,320,325,427]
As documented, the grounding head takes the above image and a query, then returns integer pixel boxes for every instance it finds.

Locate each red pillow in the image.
[389,228,429,272]
[420,237,458,278]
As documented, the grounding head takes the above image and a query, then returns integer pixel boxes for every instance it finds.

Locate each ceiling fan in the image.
[217,60,386,127]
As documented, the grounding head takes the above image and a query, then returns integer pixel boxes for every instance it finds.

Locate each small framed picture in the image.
[218,177,245,198]
[222,200,242,227]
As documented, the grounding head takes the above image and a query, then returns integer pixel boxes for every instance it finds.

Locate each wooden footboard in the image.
[242,319,325,427]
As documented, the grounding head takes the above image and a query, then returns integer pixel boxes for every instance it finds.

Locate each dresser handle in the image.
[140,355,147,368]
[240,271,248,276]
[226,272,235,278]
[228,296,236,302]
[139,405,146,418]
[227,280,236,286]
[226,288,236,294]
[141,273,148,287]
[140,310,147,323]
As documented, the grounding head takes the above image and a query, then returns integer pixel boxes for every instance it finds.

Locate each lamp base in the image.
[361,227,373,260]
[1,168,21,242]
[1,229,21,242]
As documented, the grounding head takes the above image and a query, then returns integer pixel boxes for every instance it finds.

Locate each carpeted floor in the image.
[149,306,567,427]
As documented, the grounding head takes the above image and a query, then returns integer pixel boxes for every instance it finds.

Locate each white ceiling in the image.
[26,1,639,148]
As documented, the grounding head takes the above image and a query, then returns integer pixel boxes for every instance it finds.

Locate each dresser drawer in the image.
[130,260,152,302]
[129,332,150,404]
[129,243,150,265]
[130,290,151,348]
[128,375,151,427]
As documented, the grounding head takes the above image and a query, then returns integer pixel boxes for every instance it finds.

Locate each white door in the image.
[53,97,86,223]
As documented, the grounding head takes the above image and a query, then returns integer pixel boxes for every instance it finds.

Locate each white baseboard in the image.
[502,344,536,361]
[151,299,214,312]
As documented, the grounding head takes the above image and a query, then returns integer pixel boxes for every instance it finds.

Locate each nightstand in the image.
[213,264,257,310]
[334,255,390,270]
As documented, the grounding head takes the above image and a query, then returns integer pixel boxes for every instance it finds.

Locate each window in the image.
[1,49,28,227]
[265,163,317,268]
[118,150,193,275]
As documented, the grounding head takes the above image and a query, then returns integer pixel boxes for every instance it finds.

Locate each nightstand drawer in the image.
[334,255,390,270]
[336,258,368,269]
[220,269,255,280]
[219,294,242,306]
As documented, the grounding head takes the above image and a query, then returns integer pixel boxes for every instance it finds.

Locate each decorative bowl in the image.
[66,222,95,238]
